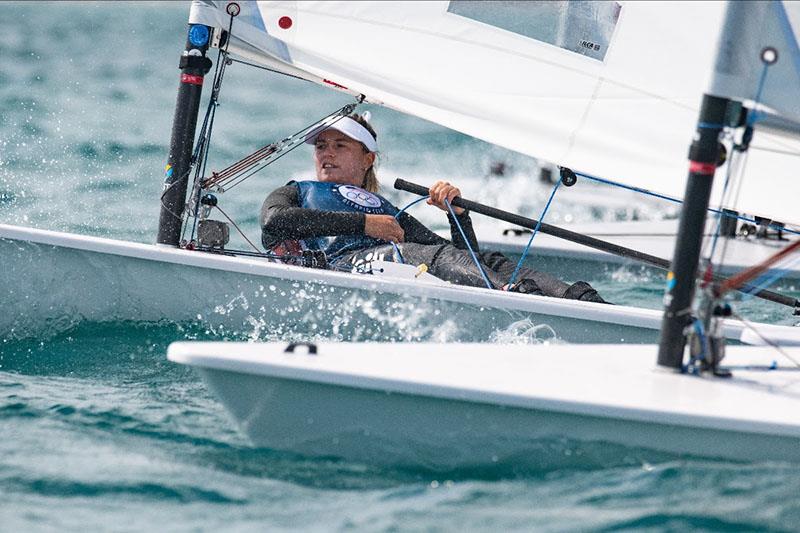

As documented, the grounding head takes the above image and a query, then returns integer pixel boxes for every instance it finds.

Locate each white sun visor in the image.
[304,117,378,152]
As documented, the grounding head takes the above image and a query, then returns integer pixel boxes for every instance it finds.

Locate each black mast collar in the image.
[179,55,213,73]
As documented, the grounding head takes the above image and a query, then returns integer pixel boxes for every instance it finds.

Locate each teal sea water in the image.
[2,2,800,530]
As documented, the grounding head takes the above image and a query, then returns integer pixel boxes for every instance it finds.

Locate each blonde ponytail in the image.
[362,166,379,193]
[349,113,380,192]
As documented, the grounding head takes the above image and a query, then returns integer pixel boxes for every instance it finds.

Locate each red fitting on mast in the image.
[181,74,204,86]
[688,160,717,175]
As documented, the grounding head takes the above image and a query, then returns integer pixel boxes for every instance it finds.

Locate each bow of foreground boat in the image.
[167,340,800,468]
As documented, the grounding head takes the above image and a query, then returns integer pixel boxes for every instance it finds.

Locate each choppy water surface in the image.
[2,2,800,531]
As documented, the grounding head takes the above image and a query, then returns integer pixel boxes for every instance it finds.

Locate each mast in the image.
[655,0,775,369]
[157,24,212,246]
[655,0,795,368]
[657,94,729,369]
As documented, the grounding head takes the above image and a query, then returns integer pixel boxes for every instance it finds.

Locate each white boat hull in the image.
[5,223,798,343]
[168,341,800,467]
[484,219,800,283]
[0,223,666,342]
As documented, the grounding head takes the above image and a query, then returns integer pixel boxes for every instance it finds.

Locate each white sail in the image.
[189,1,800,226]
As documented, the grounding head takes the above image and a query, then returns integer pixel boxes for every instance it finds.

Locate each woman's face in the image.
[314,129,375,187]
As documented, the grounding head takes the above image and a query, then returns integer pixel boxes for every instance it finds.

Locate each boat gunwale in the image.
[168,341,800,439]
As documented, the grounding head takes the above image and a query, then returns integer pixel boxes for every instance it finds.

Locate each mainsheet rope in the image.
[445,199,494,289]
[393,194,493,289]
[506,178,562,289]
[394,181,564,293]
[572,170,800,237]
[214,204,263,254]
[391,195,430,264]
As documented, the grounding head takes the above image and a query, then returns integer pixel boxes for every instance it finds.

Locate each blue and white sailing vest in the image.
[294,180,400,259]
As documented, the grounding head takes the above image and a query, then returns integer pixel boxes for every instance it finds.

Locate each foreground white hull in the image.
[3,223,797,343]
[168,342,800,467]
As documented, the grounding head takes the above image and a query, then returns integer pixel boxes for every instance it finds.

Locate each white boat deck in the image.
[168,341,800,438]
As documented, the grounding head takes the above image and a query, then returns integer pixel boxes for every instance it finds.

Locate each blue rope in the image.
[707,62,772,261]
[575,170,684,205]
[740,256,800,303]
[697,122,725,129]
[573,170,800,237]
[507,179,562,288]
[444,198,493,290]
[707,145,738,262]
[395,195,429,218]
[390,242,405,264]
[389,197,431,265]
[683,318,708,374]
[701,61,782,291]
[748,62,771,128]
[387,196,435,264]
[395,193,489,284]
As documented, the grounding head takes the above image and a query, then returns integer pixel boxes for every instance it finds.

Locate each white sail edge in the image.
[710,1,800,127]
[188,1,800,227]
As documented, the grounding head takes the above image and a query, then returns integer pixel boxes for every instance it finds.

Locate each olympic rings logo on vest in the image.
[336,184,382,211]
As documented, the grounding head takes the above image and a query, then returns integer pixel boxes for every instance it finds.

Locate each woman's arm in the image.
[261,184,405,246]
[260,184,364,242]
[446,210,480,251]
[399,180,480,250]
[398,209,479,250]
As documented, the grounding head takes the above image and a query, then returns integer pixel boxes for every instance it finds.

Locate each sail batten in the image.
[190,0,800,225]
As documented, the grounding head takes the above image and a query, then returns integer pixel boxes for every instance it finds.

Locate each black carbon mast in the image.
[656,94,730,369]
[656,0,789,370]
[157,23,212,246]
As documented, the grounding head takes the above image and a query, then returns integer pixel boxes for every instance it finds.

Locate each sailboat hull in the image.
[0,223,662,341]
[486,219,800,283]
[169,342,800,467]
[3,223,797,343]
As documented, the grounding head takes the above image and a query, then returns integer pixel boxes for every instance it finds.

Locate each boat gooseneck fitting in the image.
[157,24,212,246]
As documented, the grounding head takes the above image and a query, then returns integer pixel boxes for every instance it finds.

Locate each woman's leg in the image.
[338,245,607,302]
[479,251,607,302]
[479,251,566,296]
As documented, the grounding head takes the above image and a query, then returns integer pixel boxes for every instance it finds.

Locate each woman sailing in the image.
[260,113,606,303]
